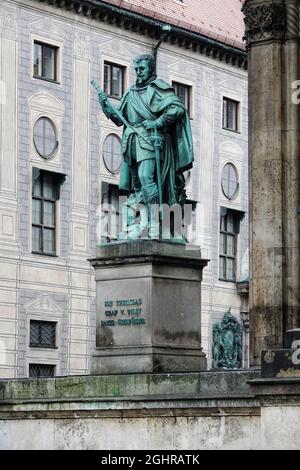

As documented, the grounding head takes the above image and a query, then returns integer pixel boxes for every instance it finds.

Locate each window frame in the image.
[33,116,59,160]
[172,81,192,115]
[103,61,125,100]
[222,97,240,133]
[29,363,56,378]
[26,302,62,379]
[29,320,57,349]
[102,133,122,175]
[32,172,57,257]
[221,162,239,201]
[33,41,59,83]
[219,209,238,283]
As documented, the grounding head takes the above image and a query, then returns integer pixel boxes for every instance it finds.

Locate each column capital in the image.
[242,0,287,48]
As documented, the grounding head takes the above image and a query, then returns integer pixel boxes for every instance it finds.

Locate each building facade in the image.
[0,0,248,378]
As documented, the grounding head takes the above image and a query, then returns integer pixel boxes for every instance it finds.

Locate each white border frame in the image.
[170,75,195,120]
[29,164,62,258]
[31,33,63,87]
[100,53,130,98]
[221,92,243,135]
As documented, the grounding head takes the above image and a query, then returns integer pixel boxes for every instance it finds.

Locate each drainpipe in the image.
[153,24,172,71]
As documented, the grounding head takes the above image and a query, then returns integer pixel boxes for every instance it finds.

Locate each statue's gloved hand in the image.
[143,117,164,130]
[98,91,107,107]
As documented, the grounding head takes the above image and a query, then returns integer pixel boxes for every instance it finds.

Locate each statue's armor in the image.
[122,88,158,165]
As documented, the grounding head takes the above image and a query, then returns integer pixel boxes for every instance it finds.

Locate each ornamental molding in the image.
[74,32,90,59]
[29,17,65,40]
[0,6,17,40]
[168,59,197,79]
[29,91,64,115]
[286,2,299,39]
[202,71,215,98]
[242,2,287,47]
[25,295,64,315]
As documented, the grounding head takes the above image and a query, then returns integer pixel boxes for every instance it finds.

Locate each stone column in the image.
[243,0,300,366]
[282,0,300,332]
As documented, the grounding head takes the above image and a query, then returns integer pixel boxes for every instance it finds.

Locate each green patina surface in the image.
[0,371,259,403]
[92,54,193,241]
[213,310,243,370]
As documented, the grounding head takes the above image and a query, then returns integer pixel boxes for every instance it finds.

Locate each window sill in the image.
[219,278,237,284]
[33,75,60,85]
[29,346,58,350]
[107,95,122,101]
[32,251,58,258]
[222,127,241,135]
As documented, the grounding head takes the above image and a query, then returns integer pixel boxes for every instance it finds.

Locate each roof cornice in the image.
[36,0,247,69]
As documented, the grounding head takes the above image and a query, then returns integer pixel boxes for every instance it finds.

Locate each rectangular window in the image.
[104,62,125,99]
[173,82,191,114]
[32,171,57,256]
[29,364,55,378]
[223,97,239,132]
[33,42,58,82]
[219,209,239,282]
[30,320,56,349]
[101,183,120,242]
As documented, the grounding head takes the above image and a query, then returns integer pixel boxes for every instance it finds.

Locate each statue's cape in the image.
[118,79,194,194]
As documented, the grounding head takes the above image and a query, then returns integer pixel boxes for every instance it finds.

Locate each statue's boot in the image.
[119,191,144,240]
[142,183,160,239]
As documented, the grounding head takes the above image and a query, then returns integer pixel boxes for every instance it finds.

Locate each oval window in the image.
[103,134,122,174]
[221,163,239,200]
[33,117,58,159]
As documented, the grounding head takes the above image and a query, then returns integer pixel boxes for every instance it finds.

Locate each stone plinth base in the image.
[2,371,300,449]
[89,240,208,374]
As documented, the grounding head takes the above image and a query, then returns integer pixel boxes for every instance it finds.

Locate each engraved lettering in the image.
[101,320,115,327]
[127,308,142,316]
[118,319,132,326]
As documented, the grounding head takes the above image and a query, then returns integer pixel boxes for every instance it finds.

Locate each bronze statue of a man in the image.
[93,54,194,240]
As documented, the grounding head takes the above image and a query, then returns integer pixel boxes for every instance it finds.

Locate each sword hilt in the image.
[150,129,164,149]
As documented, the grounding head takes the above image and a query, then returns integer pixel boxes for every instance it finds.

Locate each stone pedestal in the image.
[89,240,208,374]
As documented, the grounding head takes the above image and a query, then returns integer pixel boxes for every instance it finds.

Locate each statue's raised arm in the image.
[90,79,104,96]
[91,79,123,127]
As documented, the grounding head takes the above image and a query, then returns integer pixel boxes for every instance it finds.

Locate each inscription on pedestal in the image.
[101,298,146,328]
